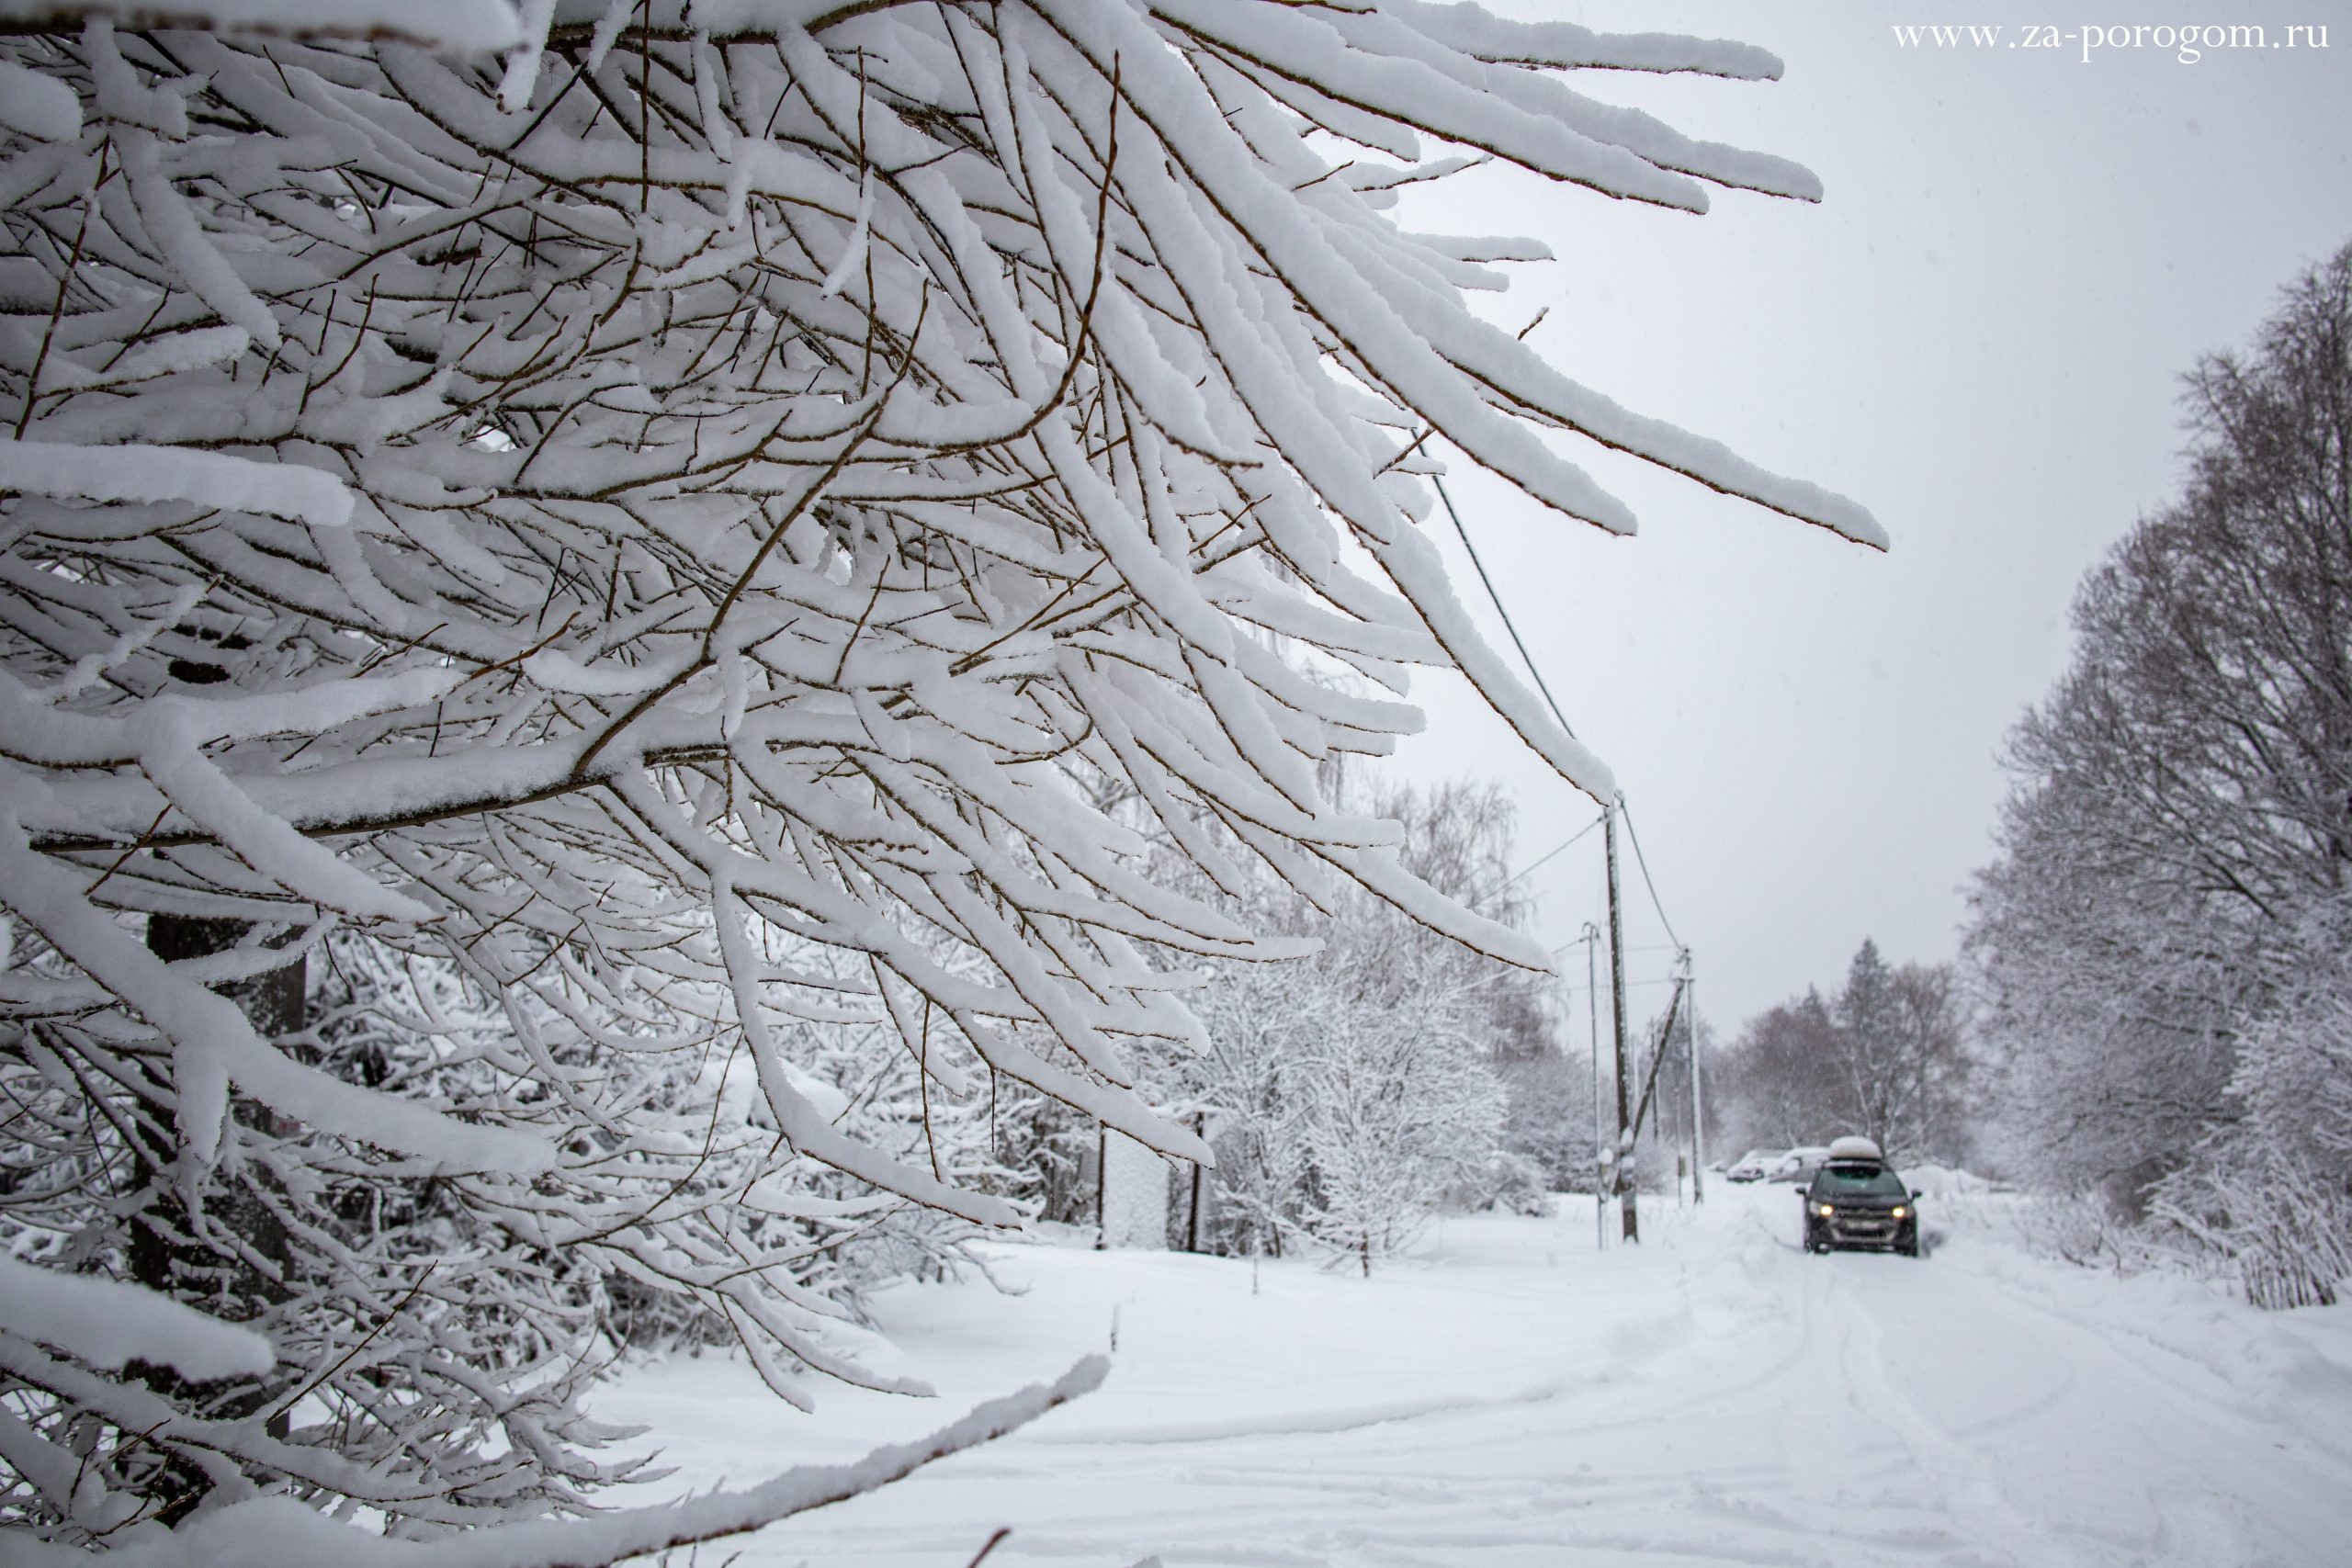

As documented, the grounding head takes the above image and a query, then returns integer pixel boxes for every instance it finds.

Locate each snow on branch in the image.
[0,0,1871,1548]
[0,1255,275,1382]
[17,1357,1107,1568]
[0,1,522,50]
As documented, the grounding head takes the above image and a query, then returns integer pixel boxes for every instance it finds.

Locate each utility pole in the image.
[1604,800,1636,1243]
[1582,921,1602,1250]
[1685,953,1706,1205]
[1187,1111,1205,1252]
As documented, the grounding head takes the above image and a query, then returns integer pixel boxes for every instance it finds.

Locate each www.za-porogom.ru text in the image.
[1893,22,2327,62]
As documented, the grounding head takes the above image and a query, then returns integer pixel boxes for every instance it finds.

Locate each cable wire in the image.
[1495,808,1606,896]
[1615,794,1682,953]
[1431,474,1578,741]
[1426,468,1685,966]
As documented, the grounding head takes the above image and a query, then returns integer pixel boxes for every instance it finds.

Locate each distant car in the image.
[1769,1145,1830,1183]
[1802,1147,1921,1257]
[1725,1149,1781,1183]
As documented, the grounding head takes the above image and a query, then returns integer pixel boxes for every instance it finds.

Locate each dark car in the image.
[1802,1156,1921,1257]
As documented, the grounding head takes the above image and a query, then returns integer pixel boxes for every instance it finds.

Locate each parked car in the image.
[1725,1148,1781,1183]
[1802,1145,1921,1257]
[1768,1145,1830,1183]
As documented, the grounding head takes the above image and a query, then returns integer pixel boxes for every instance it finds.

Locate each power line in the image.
[1427,468,1687,983]
[1618,799,1674,944]
[1495,808,1606,896]
[1431,475,1579,742]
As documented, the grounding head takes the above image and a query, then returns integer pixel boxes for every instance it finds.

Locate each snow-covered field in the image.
[600,1182,2352,1567]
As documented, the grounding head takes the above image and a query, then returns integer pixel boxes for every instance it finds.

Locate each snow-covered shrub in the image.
[2155,1151,2352,1310]
[1295,949,1510,1270]
[2219,934,2352,1198]
[0,0,1874,1554]
[1482,1150,1555,1218]
[2150,945,2352,1307]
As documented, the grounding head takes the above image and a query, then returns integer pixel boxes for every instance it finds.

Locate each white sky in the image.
[1384,0,2351,1030]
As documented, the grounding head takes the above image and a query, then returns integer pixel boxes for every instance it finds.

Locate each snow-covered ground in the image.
[599,1181,2352,1566]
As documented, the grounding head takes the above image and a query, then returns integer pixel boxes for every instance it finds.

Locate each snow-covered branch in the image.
[0,0,1870,1546]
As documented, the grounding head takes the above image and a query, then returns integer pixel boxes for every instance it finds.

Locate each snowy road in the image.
[604,1184,2352,1566]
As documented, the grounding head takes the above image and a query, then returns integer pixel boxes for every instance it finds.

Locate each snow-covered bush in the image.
[1294,942,1510,1269]
[2151,945,2352,1308]
[2156,1150,2352,1310]
[0,0,1874,1553]
[1487,954,1600,1201]
[1477,1148,1550,1217]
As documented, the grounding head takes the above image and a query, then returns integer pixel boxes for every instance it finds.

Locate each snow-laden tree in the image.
[1147,780,1523,1269]
[1826,940,1968,1161]
[1488,958,1590,1206]
[1972,243,2352,1303]
[0,0,1878,1554]
[1287,781,1516,1268]
[1711,941,1970,1163]
[1300,991,1508,1271]
[1713,987,1837,1151]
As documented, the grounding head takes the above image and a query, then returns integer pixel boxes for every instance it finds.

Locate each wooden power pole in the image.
[1583,923,1602,1250]
[1686,955,1706,1205]
[1605,801,1636,1243]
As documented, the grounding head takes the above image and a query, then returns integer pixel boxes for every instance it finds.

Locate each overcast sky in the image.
[1384,0,2350,1033]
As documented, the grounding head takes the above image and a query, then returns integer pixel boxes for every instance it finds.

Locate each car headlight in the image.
[1814,1202,1835,1217]
[1892,1206,1907,1220]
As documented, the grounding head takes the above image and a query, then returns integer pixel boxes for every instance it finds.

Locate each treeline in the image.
[1709,940,1973,1166]
[1969,244,2352,1308]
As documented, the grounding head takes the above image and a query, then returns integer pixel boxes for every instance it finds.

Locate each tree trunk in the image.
[128,914,305,1521]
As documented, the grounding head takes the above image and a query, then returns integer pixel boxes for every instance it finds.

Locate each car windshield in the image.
[1814,1164,1905,1199]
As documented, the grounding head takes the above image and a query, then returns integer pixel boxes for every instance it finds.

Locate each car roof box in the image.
[1826,1135,1883,1163]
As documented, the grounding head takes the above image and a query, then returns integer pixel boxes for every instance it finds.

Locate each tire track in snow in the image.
[1819,1262,2083,1568]
[1029,1374,1586,1446]
[1268,1215,1969,1567]
[1419,1203,1830,1458]
[1947,1358,2077,1442]
[1198,1230,1987,1568]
